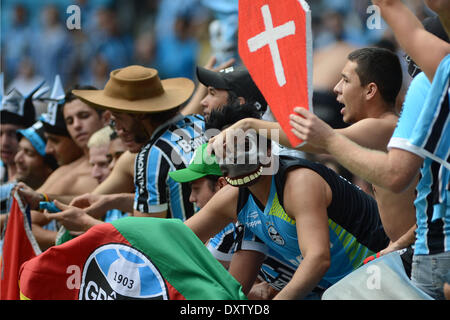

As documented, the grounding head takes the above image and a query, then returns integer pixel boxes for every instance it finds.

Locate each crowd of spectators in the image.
[0,0,439,191]
[2,0,435,96]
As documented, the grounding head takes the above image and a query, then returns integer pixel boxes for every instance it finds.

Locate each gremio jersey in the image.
[236,156,389,285]
[134,114,206,220]
[388,56,450,255]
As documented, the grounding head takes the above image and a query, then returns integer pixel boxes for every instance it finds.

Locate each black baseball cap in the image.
[196,65,268,112]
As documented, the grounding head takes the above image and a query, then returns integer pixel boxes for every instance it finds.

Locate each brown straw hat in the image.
[72,65,195,113]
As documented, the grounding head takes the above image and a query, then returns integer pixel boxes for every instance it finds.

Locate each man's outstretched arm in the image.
[291,108,423,193]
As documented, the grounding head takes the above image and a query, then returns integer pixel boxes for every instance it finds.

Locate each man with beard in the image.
[71,65,206,221]
[41,64,206,231]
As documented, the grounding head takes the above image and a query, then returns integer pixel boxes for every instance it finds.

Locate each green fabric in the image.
[112,217,247,300]
[55,226,74,245]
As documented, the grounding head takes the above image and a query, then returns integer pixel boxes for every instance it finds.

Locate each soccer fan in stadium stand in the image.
[72,65,205,220]
[209,47,416,243]
[290,0,450,300]
[0,77,42,185]
[0,121,58,249]
[186,104,389,300]
[0,79,46,237]
[15,76,107,250]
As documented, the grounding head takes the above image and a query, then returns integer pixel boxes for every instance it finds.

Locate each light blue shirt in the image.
[388,56,450,255]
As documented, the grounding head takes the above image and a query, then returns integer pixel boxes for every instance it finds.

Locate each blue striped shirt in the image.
[134,114,206,221]
[388,56,450,255]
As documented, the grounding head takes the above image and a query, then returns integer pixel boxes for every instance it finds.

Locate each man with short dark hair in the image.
[337,47,402,123]
[210,47,415,243]
[17,77,104,197]
[15,76,107,250]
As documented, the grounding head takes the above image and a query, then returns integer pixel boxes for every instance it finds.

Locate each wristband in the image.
[363,251,381,265]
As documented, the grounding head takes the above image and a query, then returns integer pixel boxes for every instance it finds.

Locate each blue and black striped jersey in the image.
[388,56,450,255]
[134,114,206,221]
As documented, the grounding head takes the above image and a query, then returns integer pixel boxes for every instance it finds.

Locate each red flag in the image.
[0,193,41,300]
[239,0,313,148]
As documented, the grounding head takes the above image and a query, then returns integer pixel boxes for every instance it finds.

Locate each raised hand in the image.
[289,107,335,149]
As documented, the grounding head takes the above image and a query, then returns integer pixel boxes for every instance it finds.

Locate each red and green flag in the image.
[1,193,41,300]
[19,217,247,300]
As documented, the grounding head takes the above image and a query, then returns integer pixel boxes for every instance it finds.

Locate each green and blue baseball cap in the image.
[169,143,223,183]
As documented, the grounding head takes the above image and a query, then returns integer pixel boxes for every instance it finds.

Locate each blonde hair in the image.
[87,126,114,149]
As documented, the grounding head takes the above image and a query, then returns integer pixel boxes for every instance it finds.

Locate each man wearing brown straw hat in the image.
[72,65,206,220]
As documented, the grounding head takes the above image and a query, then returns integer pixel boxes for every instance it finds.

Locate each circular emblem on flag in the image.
[79,243,168,300]
[267,225,285,246]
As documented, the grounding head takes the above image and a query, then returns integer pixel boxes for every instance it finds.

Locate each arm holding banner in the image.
[13,182,75,210]
[208,110,396,156]
[290,108,423,193]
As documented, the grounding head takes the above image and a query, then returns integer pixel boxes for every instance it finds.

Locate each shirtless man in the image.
[210,47,416,242]
[64,113,145,220]
[16,80,107,249]
[0,121,58,231]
